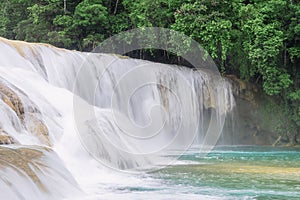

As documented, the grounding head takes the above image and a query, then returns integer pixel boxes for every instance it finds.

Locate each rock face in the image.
[24,113,50,146]
[0,82,24,119]
[0,145,82,199]
[0,132,16,144]
[222,75,280,145]
[0,80,51,146]
[0,146,46,190]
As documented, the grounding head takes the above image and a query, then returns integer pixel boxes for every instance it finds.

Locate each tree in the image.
[70,0,109,50]
[0,0,34,39]
[172,0,233,72]
[238,1,292,95]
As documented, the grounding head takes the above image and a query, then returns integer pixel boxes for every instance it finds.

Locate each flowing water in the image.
[0,37,299,200]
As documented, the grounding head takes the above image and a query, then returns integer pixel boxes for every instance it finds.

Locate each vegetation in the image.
[0,0,299,143]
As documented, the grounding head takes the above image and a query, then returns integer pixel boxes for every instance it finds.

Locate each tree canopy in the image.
[0,0,299,142]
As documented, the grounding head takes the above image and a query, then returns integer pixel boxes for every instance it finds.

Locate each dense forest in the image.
[0,0,299,143]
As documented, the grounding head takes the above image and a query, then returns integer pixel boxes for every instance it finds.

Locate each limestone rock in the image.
[0,80,51,146]
[0,145,83,198]
[0,146,46,190]
[0,133,15,144]
[203,84,216,109]
[226,74,246,93]
[0,82,24,118]
[24,113,51,146]
[225,74,257,107]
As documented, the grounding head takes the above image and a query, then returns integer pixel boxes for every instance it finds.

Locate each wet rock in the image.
[0,133,15,144]
[24,112,51,146]
[2,94,17,112]
[203,84,216,109]
[0,146,46,190]
[0,127,20,145]
[0,82,24,119]
[220,75,286,145]
[225,75,257,107]
[113,54,129,59]
[226,74,246,93]
[0,145,83,198]
[0,80,51,146]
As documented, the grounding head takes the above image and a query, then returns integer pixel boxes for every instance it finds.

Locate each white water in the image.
[0,38,235,199]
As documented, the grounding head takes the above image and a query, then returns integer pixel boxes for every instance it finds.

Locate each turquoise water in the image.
[93,146,300,200]
[150,146,300,199]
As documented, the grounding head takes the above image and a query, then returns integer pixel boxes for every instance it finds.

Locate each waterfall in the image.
[0,37,235,199]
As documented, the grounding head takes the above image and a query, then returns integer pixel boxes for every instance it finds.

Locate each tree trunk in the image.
[64,0,67,14]
[113,0,119,15]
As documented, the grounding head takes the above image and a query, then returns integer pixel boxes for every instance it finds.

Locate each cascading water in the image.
[0,37,235,199]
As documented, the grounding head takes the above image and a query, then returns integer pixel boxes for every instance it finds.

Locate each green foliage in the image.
[0,0,299,142]
[289,90,300,127]
[71,0,109,49]
[262,67,292,95]
[109,13,130,34]
[262,98,296,142]
[172,0,232,71]
[238,1,293,95]
[123,0,181,28]
[0,0,34,39]
[288,47,300,62]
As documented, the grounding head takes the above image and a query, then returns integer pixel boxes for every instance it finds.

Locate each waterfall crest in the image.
[0,37,235,199]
